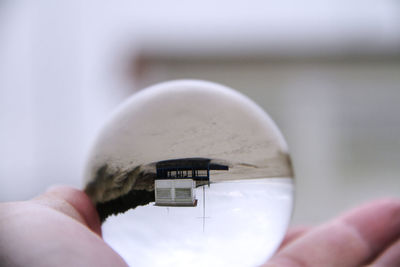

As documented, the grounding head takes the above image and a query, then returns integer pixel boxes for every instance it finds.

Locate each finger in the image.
[369,238,400,266]
[33,186,102,236]
[340,198,400,264]
[278,226,310,251]
[264,198,400,267]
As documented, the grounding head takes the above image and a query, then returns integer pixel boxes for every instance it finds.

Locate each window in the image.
[156,188,172,199]
[168,170,177,178]
[175,188,192,199]
[196,169,208,177]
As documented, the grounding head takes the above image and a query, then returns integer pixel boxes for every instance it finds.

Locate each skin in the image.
[264,199,400,267]
[0,187,399,267]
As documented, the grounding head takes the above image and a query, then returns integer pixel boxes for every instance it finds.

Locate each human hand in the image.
[264,199,400,267]
[0,186,128,267]
[1,187,399,267]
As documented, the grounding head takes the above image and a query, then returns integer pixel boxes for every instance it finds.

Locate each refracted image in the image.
[86,158,229,220]
[83,80,294,267]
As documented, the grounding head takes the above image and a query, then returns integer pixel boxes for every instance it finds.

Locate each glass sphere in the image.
[83,80,294,267]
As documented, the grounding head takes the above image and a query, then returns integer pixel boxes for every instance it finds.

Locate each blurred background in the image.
[1,0,399,225]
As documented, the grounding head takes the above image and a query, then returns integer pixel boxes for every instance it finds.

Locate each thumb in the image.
[33,186,102,236]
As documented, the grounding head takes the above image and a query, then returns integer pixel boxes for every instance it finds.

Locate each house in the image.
[154,158,228,207]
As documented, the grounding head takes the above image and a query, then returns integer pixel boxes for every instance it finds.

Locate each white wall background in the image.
[1,0,399,224]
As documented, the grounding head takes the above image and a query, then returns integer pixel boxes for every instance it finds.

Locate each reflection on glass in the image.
[83,80,294,267]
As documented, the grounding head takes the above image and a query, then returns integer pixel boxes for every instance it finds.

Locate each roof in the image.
[156,158,229,171]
